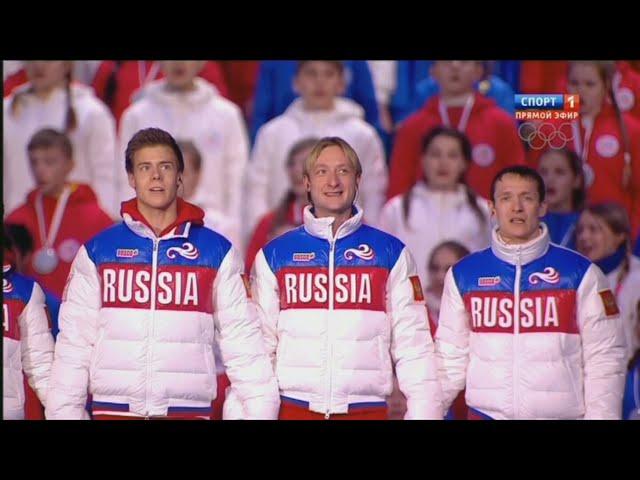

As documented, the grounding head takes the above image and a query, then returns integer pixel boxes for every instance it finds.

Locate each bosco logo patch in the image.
[293,252,315,262]
[117,248,139,259]
[478,276,501,287]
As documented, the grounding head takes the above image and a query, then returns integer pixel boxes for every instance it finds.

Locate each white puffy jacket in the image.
[45,199,279,419]
[251,204,443,419]
[436,224,627,419]
[246,98,388,236]
[3,266,54,420]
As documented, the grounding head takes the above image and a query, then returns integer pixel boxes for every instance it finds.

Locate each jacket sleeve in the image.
[85,102,118,217]
[250,249,281,370]
[434,267,470,410]
[387,247,443,419]
[214,246,279,419]
[45,246,99,419]
[223,104,250,222]
[577,264,627,419]
[20,281,55,406]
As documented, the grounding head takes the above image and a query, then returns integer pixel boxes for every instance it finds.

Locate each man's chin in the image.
[502,226,540,243]
[140,198,174,211]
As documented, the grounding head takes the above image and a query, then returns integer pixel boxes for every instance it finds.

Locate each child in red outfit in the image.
[5,129,114,299]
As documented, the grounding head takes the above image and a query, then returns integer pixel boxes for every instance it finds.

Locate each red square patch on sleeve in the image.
[409,276,424,302]
[599,289,619,317]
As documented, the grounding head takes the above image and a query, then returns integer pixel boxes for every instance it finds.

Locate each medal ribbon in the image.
[35,185,72,250]
[438,94,475,132]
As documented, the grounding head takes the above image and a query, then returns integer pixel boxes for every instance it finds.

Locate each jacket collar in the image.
[302,204,363,242]
[120,197,204,241]
[491,222,550,266]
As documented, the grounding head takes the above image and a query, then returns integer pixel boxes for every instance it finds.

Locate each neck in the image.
[440,91,473,106]
[165,81,196,93]
[315,207,353,236]
[331,212,352,236]
[427,183,459,193]
[497,226,542,245]
[427,286,443,298]
[136,200,178,236]
[581,105,601,124]
[183,189,195,201]
[34,83,64,100]
[42,183,67,198]
[295,194,309,208]
[302,99,335,111]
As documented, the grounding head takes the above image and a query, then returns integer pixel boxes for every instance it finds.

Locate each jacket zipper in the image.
[512,248,522,419]
[145,238,159,416]
[325,236,336,419]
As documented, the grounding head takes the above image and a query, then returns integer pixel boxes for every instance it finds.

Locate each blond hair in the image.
[303,136,363,178]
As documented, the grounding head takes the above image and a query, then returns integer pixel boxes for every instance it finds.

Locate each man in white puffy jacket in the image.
[3,229,55,420]
[248,137,443,420]
[436,165,627,420]
[45,128,279,420]
[246,61,388,239]
[118,61,249,228]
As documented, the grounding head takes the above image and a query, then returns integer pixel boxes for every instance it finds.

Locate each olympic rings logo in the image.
[518,122,574,150]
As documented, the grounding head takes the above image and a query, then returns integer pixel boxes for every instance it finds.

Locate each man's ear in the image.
[538,200,548,219]
[488,200,497,218]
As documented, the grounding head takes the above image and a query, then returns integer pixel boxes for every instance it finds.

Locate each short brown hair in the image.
[27,128,73,159]
[125,127,184,173]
